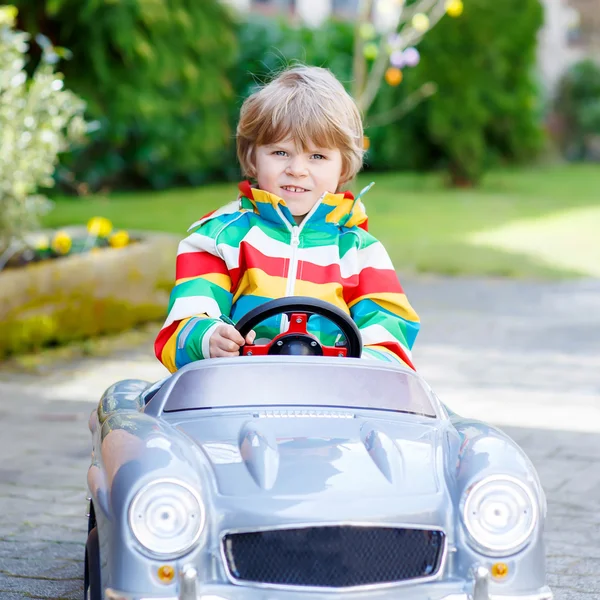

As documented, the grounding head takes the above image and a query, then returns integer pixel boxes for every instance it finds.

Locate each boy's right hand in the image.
[209,324,256,358]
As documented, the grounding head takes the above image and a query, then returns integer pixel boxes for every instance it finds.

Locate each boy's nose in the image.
[285,158,309,177]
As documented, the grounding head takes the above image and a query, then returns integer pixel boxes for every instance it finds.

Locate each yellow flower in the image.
[109,230,130,249]
[445,0,464,17]
[0,5,18,27]
[412,13,430,32]
[87,216,113,238]
[51,231,72,255]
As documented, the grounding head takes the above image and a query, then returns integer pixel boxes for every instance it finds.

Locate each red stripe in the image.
[236,242,347,287]
[154,321,179,361]
[342,190,354,200]
[298,260,343,286]
[238,180,254,200]
[176,251,228,280]
[344,267,404,304]
[374,341,416,370]
[230,242,287,290]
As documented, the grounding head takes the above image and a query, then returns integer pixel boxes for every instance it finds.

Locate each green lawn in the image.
[44,164,600,279]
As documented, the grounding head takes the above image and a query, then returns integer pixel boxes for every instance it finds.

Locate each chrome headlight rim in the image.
[128,477,205,559]
[462,474,538,557]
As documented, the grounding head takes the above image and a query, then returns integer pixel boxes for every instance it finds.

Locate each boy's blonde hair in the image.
[236,65,364,187]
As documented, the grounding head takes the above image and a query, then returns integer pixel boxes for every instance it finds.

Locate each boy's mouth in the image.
[281,185,310,193]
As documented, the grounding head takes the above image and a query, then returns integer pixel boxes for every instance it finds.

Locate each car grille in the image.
[222,525,445,588]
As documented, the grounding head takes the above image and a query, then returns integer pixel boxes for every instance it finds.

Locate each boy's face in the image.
[254,139,343,221]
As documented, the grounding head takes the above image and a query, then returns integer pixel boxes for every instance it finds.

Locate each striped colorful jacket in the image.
[155,181,420,372]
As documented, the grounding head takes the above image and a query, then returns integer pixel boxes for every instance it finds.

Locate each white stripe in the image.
[218,225,291,270]
[217,225,349,272]
[201,322,220,359]
[178,232,218,255]
[164,296,221,327]
[339,240,395,279]
[360,324,413,358]
[187,200,240,231]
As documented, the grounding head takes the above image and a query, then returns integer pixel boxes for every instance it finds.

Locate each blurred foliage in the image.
[14,0,237,191]
[369,0,544,185]
[554,59,600,162]
[0,6,86,252]
[11,1,544,190]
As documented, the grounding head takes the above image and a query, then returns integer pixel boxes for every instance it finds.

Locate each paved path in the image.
[0,276,599,599]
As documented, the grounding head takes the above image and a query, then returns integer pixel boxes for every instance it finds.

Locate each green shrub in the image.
[554,59,600,161]
[368,0,545,184]
[0,6,86,252]
[14,0,237,191]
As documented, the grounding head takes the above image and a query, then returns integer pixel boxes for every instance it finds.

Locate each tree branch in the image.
[357,0,447,115]
[352,0,375,100]
[401,0,448,48]
[365,82,438,128]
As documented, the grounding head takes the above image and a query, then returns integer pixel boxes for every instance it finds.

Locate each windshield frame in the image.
[145,357,440,419]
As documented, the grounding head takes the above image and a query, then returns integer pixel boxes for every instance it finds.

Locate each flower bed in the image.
[0,220,177,359]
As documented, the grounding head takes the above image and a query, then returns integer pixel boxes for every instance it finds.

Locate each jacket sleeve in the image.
[344,233,420,369]
[154,222,233,373]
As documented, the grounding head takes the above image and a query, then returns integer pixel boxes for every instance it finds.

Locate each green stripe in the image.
[168,277,232,313]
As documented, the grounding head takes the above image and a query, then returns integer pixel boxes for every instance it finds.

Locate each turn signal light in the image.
[491,562,509,579]
[157,565,175,583]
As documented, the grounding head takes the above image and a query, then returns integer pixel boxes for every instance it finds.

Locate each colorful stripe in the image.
[155,181,420,371]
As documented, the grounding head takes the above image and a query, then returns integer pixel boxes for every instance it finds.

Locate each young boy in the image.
[155,65,419,372]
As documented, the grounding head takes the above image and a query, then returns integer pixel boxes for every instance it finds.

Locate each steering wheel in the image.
[235,297,362,359]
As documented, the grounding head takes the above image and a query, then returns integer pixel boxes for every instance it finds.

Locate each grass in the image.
[43,164,600,279]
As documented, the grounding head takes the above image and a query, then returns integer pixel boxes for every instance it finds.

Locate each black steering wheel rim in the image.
[235,296,362,358]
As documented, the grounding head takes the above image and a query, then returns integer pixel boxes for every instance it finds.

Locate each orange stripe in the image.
[160,319,190,373]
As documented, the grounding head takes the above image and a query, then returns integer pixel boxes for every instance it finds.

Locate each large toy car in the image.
[84,297,553,600]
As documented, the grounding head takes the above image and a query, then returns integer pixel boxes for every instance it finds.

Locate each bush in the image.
[554,59,600,161]
[369,0,545,184]
[0,6,86,252]
[14,0,237,191]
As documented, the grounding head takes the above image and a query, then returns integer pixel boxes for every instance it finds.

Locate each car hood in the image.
[173,411,447,500]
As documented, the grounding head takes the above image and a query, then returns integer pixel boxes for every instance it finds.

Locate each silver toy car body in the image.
[85,354,552,600]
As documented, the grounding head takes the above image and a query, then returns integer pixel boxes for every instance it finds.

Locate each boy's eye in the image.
[273,150,288,157]
[311,154,326,160]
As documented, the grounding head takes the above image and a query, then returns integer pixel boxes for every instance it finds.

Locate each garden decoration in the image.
[0,5,87,256]
[351,0,463,129]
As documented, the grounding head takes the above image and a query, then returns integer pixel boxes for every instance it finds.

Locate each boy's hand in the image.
[209,324,256,358]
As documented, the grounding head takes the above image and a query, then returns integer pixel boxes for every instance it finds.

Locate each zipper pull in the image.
[291,226,300,247]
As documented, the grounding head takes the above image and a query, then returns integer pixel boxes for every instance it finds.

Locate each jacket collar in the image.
[237,181,369,230]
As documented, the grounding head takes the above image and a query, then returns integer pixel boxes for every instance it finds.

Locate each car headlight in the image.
[462,475,538,556]
[129,479,205,558]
